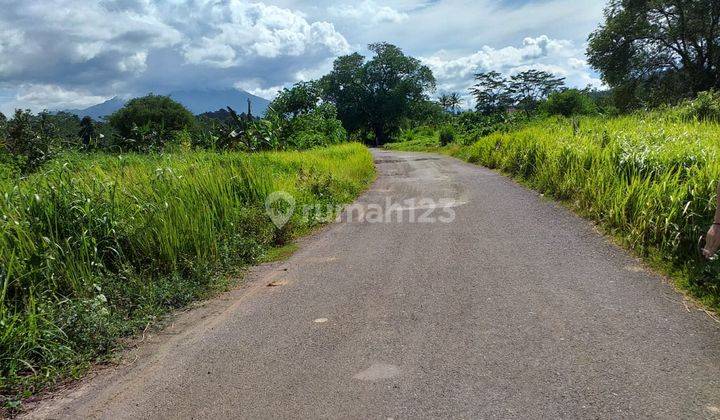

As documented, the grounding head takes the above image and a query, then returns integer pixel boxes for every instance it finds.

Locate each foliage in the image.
[283,103,347,149]
[438,92,462,114]
[270,81,322,118]
[3,110,56,172]
[470,70,565,115]
[320,43,436,145]
[510,70,565,113]
[470,71,514,115]
[587,0,720,107]
[454,112,719,265]
[108,95,196,151]
[439,125,456,146]
[678,90,720,123]
[78,116,96,147]
[541,89,597,117]
[386,110,535,150]
[389,106,720,311]
[406,99,450,128]
[0,143,374,405]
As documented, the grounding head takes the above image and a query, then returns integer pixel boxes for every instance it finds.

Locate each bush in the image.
[542,89,597,117]
[108,95,196,151]
[3,110,57,172]
[439,125,456,146]
[680,90,720,122]
[284,103,347,149]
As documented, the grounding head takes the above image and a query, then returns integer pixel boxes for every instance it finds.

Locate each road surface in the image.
[28,150,720,418]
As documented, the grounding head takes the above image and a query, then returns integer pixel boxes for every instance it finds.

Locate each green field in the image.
[0,143,374,401]
[387,111,720,309]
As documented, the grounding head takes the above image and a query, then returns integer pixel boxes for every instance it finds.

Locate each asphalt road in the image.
[28,150,720,419]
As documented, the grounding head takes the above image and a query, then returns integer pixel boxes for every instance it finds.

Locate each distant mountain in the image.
[65,97,126,120]
[168,89,270,116]
[65,89,271,120]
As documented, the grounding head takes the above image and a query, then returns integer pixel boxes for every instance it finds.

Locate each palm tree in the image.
[438,92,462,114]
[438,93,451,111]
[447,92,462,114]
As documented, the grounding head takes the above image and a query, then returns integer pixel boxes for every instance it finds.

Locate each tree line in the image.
[2,0,719,167]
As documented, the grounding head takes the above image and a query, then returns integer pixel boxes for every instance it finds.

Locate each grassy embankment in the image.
[387,113,720,309]
[0,143,374,406]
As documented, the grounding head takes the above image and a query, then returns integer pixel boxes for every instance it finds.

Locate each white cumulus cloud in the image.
[182,1,350,67]
[421,35,603,104]
[329,1,409,25]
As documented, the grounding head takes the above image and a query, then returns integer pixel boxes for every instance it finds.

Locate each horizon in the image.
[0,0,605,115]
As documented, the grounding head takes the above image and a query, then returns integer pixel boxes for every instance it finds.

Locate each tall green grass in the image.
[0,143,374,402]
[391,112,720,308]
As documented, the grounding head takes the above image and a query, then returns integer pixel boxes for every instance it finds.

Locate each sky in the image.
[0,0,607,114]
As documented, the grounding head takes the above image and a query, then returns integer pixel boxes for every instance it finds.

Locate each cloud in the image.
[0,84,109,114]
[0,0,605,112]
[234,80,284,100]
[0,0,349,111]
[421,35,603,101]
[329,1,409,25]
[181,1,350,67]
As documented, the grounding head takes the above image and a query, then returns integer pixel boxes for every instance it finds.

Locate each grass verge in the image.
[0,143,374,409]
[386,114,720,311]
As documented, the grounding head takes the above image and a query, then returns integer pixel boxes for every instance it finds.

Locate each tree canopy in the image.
[588,0,720,107]
[510,70,565,113]
[439,92,462,114]
[269,81,322,118]
[320,43,436,145]
[470,70,565,114]
[108,94,196,140]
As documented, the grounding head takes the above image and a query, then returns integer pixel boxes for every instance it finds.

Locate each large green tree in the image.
[588,0,720,106]
[109,94,196,141]
[509,70,565,113]
[269,81,322,118]
[469,71,514,115]
[321,43,436,145]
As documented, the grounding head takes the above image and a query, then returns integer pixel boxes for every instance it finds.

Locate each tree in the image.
[0,112,6,140]
[469,71,513,115]
[79,116,96,147]
[542,89,597,117]
[439,92,462,114]
[108,94,196,145]
[321,43,436,145]
[319,53,367,135]
[588,0,720,107]
[4,110,55,171]
[509,70,565,113]
[269,81,322,118]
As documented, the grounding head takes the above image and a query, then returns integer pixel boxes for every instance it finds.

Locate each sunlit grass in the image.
[391,112,720,310]
[0,143,374,403]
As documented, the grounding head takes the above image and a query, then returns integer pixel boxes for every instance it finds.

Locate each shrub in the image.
[439,125,456,146]
[108,95,196,151]
[284,103,347,149]
[680,90,720,122]
[3,110,57,172]
[542,89,597,117]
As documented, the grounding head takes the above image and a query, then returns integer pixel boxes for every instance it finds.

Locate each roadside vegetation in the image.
[0,73,377,408]
[386,1,720,311]
[0,39,442,410]
[0,143,373,406]
[3,0,719,408]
